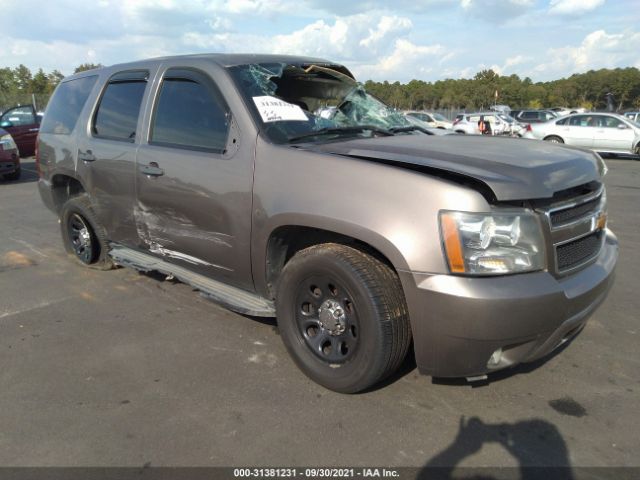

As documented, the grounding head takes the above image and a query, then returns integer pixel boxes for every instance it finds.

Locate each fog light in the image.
[488,348,503,367]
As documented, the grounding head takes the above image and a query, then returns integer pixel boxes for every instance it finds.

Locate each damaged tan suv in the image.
[37,54,617,392]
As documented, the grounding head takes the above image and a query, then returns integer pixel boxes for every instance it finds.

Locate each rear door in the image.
[77,69,155,246]
[134,64,253,290]
[592,115,636,153]
[0,105,39,156]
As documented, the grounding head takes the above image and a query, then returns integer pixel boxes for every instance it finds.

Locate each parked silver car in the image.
[524,112,640,155]
[624,112,640,123]
[405,111,453,129]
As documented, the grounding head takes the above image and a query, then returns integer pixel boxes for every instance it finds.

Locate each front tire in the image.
[276,244,411,393]
[544,135,564,144]
[60,195,114,270]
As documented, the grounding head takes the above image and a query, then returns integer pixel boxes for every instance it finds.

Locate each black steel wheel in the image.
[67,213,96,264]
[295,275,360,365]
[60,194,114,270]
[276,243,412,393]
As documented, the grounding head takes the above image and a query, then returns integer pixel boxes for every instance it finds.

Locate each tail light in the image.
[453,118,461,125]
[525,124,532,132]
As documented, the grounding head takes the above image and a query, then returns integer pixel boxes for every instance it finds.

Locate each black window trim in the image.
[91,69,149,143]
[148,67,232,155]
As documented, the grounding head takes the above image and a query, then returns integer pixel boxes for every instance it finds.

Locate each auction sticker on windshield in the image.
[252,96,308,122]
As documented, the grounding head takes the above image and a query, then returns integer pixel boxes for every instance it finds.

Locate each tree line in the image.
[1,62,639,112]
[364,67,640,112]
[0,63,101,110]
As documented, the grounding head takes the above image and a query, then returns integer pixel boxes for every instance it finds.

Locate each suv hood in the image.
[308,134,602,201]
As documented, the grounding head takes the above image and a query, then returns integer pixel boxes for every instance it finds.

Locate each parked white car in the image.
[524,112,640,155]
[403,114,452,135]
[452,112,512,135]
[405,111,453,129]
[624,112,640,123]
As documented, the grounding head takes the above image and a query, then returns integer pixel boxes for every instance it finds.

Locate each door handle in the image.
[78,149,96,162]
[140,162,164,177]
[28,128,39,132]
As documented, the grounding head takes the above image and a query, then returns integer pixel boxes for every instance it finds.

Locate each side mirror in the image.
[617,123,628,129]
[0,120,13,128]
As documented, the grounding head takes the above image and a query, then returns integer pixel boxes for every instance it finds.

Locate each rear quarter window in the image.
[40,75,98,135]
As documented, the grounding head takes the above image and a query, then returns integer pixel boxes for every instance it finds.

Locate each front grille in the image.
[538,184,607,275]
[550,197,600,227]
[556,231,603,271]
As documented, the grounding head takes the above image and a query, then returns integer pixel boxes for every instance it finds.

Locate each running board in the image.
[109,245,276,317]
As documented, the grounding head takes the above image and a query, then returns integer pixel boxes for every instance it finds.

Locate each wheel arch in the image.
[543,134,564,143]
[258,219,409,300]
[50,173,87,213]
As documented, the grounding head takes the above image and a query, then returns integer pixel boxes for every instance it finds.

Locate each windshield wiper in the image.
[388,125,432,134]
[287,125,394,143]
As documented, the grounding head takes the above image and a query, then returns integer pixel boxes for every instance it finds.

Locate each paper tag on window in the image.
[252,96,308,122]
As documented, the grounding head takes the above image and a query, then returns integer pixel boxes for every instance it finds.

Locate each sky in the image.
[1,0,639,83]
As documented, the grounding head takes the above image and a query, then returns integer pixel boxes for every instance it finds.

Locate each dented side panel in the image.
[133,58,258,291]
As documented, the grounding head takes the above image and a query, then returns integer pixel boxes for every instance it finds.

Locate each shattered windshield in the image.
[227,63,412,144]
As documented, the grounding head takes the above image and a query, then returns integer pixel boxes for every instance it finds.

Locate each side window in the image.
[569,115,588,126]
[40,76,98,135]
[1,106,35,126]
[93,71,148,141]
[150,68,230,152]
[556,118,567,125]
[521,111,537,120]
[601,116,622,128]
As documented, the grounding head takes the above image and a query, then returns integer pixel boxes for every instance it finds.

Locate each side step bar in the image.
[109,245,276,317]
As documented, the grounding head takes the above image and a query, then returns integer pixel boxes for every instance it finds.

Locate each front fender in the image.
[251,140,490,295]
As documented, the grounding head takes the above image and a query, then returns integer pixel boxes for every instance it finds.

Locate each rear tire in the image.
[60,195,114,270]
[3,166,21,181]
[544,135,564,144]
[276,243,411,393]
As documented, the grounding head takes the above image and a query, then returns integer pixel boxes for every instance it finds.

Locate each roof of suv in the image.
[64,53,352,81]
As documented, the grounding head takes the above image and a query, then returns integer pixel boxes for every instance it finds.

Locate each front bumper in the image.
[0,151,20,174]
[400,230,618,378]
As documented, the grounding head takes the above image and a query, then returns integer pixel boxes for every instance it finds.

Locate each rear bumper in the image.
[401,230,618,378]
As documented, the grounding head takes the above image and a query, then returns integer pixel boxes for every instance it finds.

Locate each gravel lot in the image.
[0,158,638,470]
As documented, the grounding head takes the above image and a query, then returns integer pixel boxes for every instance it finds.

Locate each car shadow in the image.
[419,416,575,479]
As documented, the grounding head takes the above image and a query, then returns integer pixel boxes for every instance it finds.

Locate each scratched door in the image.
[134,66,253,291]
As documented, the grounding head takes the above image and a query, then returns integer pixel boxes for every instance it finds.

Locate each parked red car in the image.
[0,104,40,157]
[0,127,21,181]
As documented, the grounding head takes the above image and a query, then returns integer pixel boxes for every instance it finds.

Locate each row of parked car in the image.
[403,108,640,156]
[0,104,42,180]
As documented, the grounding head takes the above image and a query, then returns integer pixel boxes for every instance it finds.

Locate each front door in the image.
[563,115,595,148]
[135,66,253,290]
[592,116,636,153]
[0,105,39,156]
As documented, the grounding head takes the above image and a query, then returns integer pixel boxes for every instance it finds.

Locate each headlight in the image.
[440,211,545,275]
[0,134,17,151]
